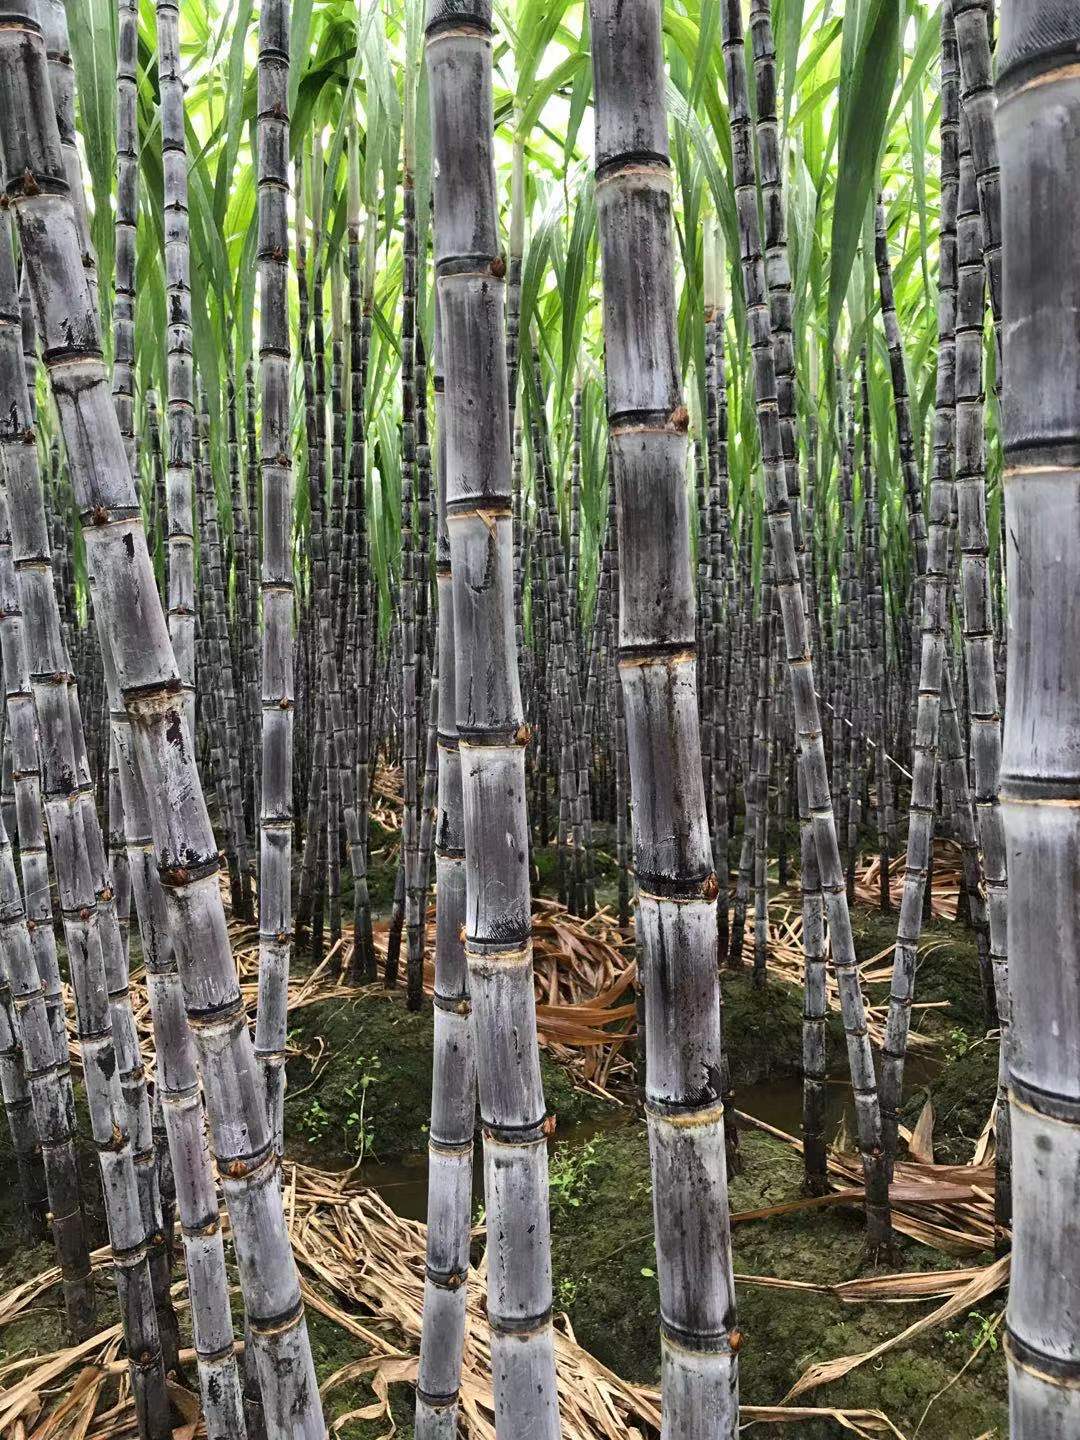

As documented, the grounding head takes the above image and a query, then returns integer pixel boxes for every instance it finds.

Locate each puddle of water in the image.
[359,1152,452,1222]
[355,1058,942,1218]
[737,1051,941,1144]
[359,1109,635,1221]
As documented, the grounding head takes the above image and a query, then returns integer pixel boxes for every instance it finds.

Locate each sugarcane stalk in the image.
[426,1,562,1428]
[588,0,741,1428]
[997,3,1080,1429]
[415,303,477,1440]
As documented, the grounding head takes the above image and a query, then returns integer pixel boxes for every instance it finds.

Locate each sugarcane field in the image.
[0,0,1073,1435]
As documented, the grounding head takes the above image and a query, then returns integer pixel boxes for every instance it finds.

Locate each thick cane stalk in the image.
[953,0,1001,371]
[588,0,739,1430]
[426,2,562,1431]
[879,11,962,1159]
[0,303,93,1325]
[6,223,180,1403]
[861,355,893,908]
[0,794,97,1318]
[997,3,1080,1430]
[0,967,46,1239]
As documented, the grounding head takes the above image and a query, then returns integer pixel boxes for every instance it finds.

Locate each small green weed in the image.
[549,1138,600,1214]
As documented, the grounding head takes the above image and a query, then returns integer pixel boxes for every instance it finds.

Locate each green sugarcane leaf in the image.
[827,0,901,337]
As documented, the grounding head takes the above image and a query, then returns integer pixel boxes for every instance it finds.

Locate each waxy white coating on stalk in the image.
[426,0,562,1432]
[997,3,1080,1431]
[43,0,179,1361]
[954,120,1011,1233]
[0,964,46,1238]
[952,0,1001,373]
[749,0,801,535]
[587,0,740,1431]
[109,0,138,969]
[0,403,90,1332]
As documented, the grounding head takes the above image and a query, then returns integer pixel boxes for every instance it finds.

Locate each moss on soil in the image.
[282,959,854,1172]
[306,1308,416,1438]
[284,988,604,1167]
[361,820,405,917]
[723,971,846,1085]
[850,901,993,1037]
[549,1120,1007,1439]
[902,1036,999,1166]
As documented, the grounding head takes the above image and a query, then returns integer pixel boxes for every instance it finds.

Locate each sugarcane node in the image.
[702,872,720,902]
[730,1328,743,1354]
[669,403,690,432]
[490,253,507,278]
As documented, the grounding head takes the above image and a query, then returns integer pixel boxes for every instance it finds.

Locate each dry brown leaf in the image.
[908,1098,936,1165]
[782,1255,1010,1402]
